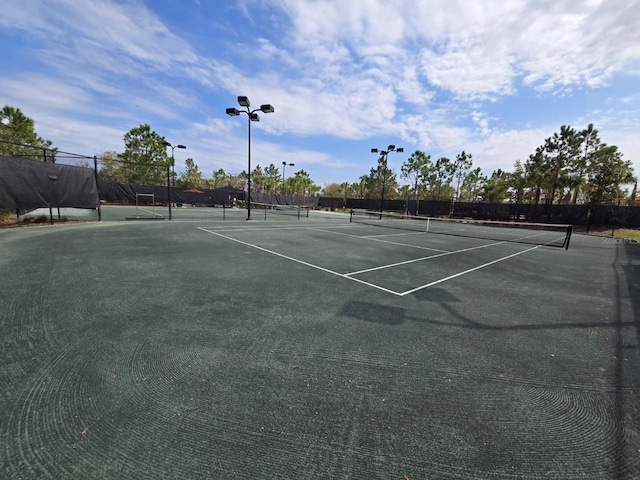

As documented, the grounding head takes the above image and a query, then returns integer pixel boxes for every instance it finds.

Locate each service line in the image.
[398,244,541,296]
[197,227,403,296]
[199,222,346,233]
[345,241,505,276]
[306,227,449,253]
[198,227,542,297]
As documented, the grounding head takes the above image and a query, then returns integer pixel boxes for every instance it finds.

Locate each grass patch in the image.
[0,209,18,226]
[613,229,640,242]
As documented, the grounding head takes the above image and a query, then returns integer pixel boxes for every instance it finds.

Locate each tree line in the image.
[0,106,55,160]
[2,105,636,206]
[324,124,636,208]
[0,106,321,196]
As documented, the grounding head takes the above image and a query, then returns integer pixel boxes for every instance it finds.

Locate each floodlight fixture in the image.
[162,139,188,217]
[371,143,405,216]
[281,162,295,191]
[225,95,275,220]
[163,141,187,152]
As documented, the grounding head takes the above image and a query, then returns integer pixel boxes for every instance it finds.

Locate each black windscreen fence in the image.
[0,156,99,210]
[319,196,640,229]
[11,156,629,229]
[99,182,245,206]
[250,192,320,208]
[98,182,321,208]
[3,154,635,230]
[442,201,640,228]
[586,204,640,231]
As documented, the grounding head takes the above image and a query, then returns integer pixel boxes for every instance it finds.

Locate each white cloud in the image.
[421,46,516,100]
[262,0,640,98]
[38,117,126,155]
[2,0,639,186]
[4,0,195,64]
[0,76,95,114]
[471,111,492,137]
[465,129,548,173]
[608,130,640,180]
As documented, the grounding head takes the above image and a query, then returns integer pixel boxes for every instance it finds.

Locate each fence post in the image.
[167,165,172,221]
[94,156,102,221]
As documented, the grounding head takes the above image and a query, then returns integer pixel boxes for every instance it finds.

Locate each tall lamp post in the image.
[226,96,275,220]
[162,141,186,188]
[282,162,294,193]
[371,145,403,216]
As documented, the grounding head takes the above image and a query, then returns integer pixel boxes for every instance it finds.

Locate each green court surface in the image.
[2,206,639,479]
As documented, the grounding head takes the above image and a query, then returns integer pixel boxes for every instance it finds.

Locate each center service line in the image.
[306,227,450,253]
[398,244,542,296]
[197,227,403,296]
[345,241,506,276]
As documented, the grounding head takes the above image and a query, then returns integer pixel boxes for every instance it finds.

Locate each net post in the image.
[564,225,573,250]
[350,209,353,223]
[297,205,300,220]
[223,203,226,220]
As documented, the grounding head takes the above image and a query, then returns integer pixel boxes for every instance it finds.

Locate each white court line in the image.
[197,227,403,296]
[363,231,429,239]
[398,245,541,296]
[199,222,346,232]
[345,241,505,276]
[306,227,449,253]
[197,227,542,297]
[138,207,164,217]
[359,222,567,246]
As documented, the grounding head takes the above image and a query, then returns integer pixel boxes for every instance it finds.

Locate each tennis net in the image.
[252,202,310,219]
[350,209,573,249]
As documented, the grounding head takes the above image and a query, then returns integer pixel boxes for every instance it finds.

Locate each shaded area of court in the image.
[1,211,639,479]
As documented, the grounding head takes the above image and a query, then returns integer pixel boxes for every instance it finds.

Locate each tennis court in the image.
[1,206,639,479]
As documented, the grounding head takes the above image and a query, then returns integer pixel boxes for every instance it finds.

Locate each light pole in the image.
[226,96,275,220]
[282,162,294,193]
[342,181,349,210]
[162,141,186,188]
[371,145,403,216]
[414,173,424,216]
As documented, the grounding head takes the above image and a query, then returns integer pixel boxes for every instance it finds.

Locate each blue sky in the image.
[1,0,639,190]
